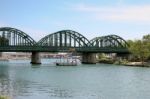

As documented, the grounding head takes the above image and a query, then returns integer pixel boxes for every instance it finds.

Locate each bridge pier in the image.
[31,52,41,64]
[0,52,2,57]
[82,53,97,64]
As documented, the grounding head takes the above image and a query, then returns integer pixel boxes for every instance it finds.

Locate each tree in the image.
[143,34,150,42]
[127,38,150,65]
[0,36,9,46]
[98,53,106,59]
[143,34,150,52]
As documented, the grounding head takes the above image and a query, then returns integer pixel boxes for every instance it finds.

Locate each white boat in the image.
[56,57,78,66]
[55,48,78,66]
[56,61,77,66]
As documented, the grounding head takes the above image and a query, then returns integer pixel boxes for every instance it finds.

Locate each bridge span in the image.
[0,27,129,64]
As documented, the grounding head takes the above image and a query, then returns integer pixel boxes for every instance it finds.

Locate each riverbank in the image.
[124,62,150,67]
[0,96,9,99]
[0,57,29,61]
[98,59,150,67]
[0,57,9,61]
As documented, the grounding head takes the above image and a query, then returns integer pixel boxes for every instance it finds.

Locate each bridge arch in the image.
[0,27,36,46]
[37,30,91,48]
[90,35,129,48]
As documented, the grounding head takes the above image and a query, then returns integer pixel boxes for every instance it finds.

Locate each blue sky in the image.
[0,0,150,41]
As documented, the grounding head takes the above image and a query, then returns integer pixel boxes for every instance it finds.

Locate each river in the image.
[0,59,150,99]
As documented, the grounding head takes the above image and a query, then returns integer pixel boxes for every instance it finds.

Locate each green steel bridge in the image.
[0,27,129,53]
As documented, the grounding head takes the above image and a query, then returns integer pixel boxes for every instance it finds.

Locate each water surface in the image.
[0,59,150,99]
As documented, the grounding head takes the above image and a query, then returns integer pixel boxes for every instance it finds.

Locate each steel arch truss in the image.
[37,30,90,48]
[0,27,36,46]
[90,35,129,48]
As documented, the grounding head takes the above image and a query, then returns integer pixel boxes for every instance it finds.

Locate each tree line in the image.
[127,34,150,64]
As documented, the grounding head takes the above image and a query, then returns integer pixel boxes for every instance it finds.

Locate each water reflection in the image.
[31,65,41,68]
[12,80,34,97]
[14,80,73,98]
[0,64,11,96]
[49,88,73,98]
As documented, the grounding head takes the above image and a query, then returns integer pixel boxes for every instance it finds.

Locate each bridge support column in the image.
[82,53,97,64]
[31,52,41,64]
[0,52,2,57]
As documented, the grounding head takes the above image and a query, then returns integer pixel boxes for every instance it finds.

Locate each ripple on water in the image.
[0,59,150,99]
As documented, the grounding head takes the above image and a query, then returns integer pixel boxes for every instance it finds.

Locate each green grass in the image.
[0,96,9,99]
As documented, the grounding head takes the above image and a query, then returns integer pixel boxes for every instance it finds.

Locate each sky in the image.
[0,0,150,41]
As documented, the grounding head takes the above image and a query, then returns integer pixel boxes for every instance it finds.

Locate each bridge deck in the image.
[0,46,129,53]
[0,27,130,54]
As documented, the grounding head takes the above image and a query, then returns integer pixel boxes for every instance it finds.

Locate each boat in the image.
[55,48,78,66]
[56,60,77,66]
[56,56,77,66]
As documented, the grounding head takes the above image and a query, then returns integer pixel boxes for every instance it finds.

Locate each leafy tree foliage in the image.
[0,36,9,45]
[127,34,150,65]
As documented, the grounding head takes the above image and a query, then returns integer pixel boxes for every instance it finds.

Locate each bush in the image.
[114,59,128,65]
[98,58,114,64]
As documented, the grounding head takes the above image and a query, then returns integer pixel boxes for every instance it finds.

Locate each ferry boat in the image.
[56,60,77,66]
[55,48,78,66]
[55,56,77,66]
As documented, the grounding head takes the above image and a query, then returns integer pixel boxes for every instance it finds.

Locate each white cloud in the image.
[73,4,150,22]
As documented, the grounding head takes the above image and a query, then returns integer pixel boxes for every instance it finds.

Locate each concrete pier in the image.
[31,52,41,64]
[82,53,97,64]
[0,52,2,57]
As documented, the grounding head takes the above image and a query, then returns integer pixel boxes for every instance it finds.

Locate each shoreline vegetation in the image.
[98,58,150,67]
[97,34,150,67]
[0,96,9,99]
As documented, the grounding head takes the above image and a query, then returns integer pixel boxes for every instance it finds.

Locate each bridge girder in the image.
[90,35,129,48]
[0,27,129,53]
[37,30,91,48]
[0,27,36,46]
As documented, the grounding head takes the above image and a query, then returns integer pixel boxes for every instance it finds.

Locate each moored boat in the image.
[56,61,77,66]
[55,48,78,66]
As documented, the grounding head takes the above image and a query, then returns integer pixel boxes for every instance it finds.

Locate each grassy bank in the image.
[0,96,9,99]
